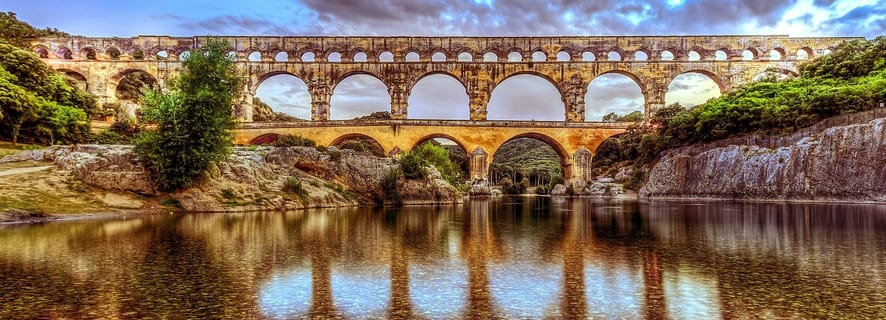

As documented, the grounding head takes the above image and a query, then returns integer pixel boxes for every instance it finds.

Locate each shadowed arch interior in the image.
[249,133,282,145]
[487,73,565,121]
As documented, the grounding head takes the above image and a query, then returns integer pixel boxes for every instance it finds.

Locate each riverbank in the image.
[0,145,459,223]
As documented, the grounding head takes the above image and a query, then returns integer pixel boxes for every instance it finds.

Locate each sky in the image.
[9,0,885,120]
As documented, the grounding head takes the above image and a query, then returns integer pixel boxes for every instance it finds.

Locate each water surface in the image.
[1,198,885,319]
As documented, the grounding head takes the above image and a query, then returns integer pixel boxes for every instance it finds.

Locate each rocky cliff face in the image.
[1,145,458,213]
[641,118,886,201]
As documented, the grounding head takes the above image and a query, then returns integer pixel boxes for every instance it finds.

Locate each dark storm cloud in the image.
[178,15,296,35]
[816,5,886,36]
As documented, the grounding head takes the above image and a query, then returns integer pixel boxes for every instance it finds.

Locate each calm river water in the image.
[1,198,885,319]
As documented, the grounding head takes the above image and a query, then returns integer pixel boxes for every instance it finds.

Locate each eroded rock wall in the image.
[641,118,886,201]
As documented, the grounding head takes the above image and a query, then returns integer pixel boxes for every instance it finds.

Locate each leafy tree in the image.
[602,110,644,122]
[134,39,242,191]
[0,12,69,49]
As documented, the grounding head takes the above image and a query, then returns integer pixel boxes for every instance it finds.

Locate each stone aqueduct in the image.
[32,35,857,184]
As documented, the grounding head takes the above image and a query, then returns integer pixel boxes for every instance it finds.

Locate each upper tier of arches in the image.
[31,35,856,63]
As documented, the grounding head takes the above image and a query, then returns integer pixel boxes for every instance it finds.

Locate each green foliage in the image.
[116,71,157,102]
[399,151,426,179]
[271,134,316,147]
[282,177,308,204]
[327,149,341,161]
[337,137,385,157]
[499,177,529,194]
[134,39,242,191]
[489,138,561,187]
[352,111,392,121]
[602,110,644,123]
[0,41,96,145]
[382,168,402,204]
[0,12,69,49]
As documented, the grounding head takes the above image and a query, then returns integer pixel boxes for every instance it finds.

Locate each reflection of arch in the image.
[249,133,281,145]
[410,134,468,153]
[670,70,726,93]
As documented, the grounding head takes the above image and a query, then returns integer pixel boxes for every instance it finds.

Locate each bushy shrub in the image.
[382,168,402,204]
[272,134,316,147]
[282,177,309,204]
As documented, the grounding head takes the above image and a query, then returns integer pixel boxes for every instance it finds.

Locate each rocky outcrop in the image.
[2,145,459,212]
[641,118,886,201]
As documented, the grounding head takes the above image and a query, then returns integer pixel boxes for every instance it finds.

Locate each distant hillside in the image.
[490,138,561,185]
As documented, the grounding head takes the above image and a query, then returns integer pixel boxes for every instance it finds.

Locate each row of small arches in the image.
[35,45,827,62]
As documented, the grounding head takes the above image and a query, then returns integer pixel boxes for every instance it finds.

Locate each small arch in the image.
[581,52,596,61]
[331,134,386,157]
[796,47,813,60]
[378,51,394,62]
[274,51,289,62]
[822,48,833,56]
[105,47,121,60]
[131,49,145,60]
[249,133,282,146]
[483,52,498,62]
[687,51,701,61]
[556,51,571,61]
[585,71,645,122]
[431,52,447,62]
[34,46,49,59]
[457,52,473,62]
[507,51,523,62]
[327,52,342,62]
[301,51,315,62]
[661,50,675,61]
[80,47,97,60]
[57,47,73,59]
[405,52,420,62]
[607,51,622,61]
[742,49,756,61]
[768,48,784,61]
[156,50,169,60]
[354,52,368,62]
[178,50,191,60]
[633,51,649,61]
[248,51,262,62]
[226,51,238,61]
[531,51,547,62]
[715,50,728,61]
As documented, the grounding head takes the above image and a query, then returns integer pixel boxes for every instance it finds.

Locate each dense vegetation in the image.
[134,39,242,191]
[400,142,463,184]
[594,36,886,184]
[489,138,562,187]
[0,12,68,48]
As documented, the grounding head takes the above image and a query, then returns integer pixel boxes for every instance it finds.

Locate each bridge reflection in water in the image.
[1,199,885,319]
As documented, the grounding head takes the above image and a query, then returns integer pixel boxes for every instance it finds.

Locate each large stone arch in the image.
[253,71,310,93]
[56,68,89,91]
[670,69,727,93]
[585,70,649,119]
[487,71,567,121]
[490,132,573,184]
[409,133,469,154]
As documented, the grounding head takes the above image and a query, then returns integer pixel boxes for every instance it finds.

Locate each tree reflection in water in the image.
[0,200,884,318]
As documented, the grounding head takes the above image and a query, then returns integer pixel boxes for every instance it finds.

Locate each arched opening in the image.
[131,49,145,60]
[584,73,645,122]
[742,49,755,61]
[556,51,571,61]
[412,136,469,181]
[327,52,342,62]
[661,51,675,61]
[106,47,121,60]
[379,51,394,62]
[354,52,368,62]
[483,52,498,62]
[431,52,446,62]
[249,133,282,146]
[408,74,469,120]
[581,52,596,61]
[34,46,49,59]
[330,74,391,120]
[332,134,386,157]
[490,135,565,192]
[405,52,420,62]
[607,51,622,61]
[254,73,312,121]
[58,47,72,59]
[633,51,648,61]
[274,51,289,62]
[753,68,797,82]
[226,51,237,61]
[665,72,723,109]
[301,52,315,62]
[178,50,191,61]
[156,50,168,60]
[248,51,262,62]
[487,74,565,121]
[507,51,522,62]
[457,52,473,62]
[81,48,97,60]
[59,69,88,91]
[796,48,812,60]
[687,51,701,61]
[531,51,547,62]
[715,50,728,61]
[769,49,783,61]
[115,70,158,121]
[822,49,833,56]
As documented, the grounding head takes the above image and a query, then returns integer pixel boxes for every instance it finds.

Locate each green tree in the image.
[134,39,243,191]
[0,12,69,49]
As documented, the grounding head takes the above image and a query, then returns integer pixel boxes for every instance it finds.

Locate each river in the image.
[1,198,884,319]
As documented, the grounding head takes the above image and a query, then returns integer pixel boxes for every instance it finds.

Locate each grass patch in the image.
[324,181,356,201]
[282,177,309,205]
